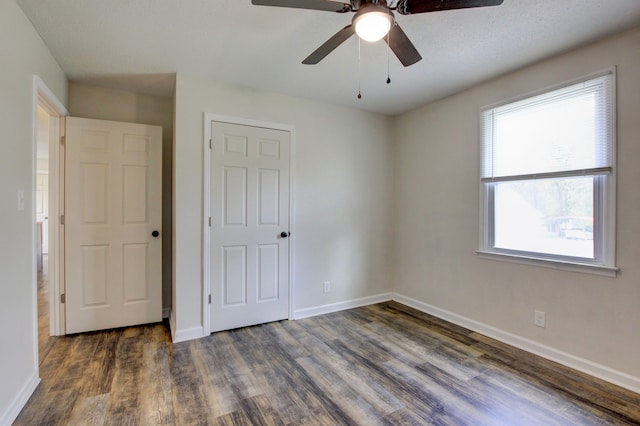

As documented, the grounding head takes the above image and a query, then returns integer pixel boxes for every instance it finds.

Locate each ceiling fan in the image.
[251,0,505,67]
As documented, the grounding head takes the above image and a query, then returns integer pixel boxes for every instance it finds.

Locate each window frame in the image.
[477,69,618,277]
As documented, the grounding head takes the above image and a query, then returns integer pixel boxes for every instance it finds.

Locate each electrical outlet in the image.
[323,281,331,293]
[534,310,546,328]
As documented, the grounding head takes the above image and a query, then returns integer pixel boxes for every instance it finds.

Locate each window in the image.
[479,71,616,275]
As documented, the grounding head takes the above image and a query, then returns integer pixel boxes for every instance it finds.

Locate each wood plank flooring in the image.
[16,302,640,425]
[37,255,56,365]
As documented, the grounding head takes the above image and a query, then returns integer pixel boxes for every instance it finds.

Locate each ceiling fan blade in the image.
[396,0,504,15]
[385,23,422,67]
[251,0,351,13]
[302,25,355,64]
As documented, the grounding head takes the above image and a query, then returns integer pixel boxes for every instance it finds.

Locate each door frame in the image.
[32,76,68,345]
[202,113,296,336]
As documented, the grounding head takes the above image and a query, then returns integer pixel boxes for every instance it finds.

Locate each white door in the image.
[210,121,290,332]
[65,117,162,334]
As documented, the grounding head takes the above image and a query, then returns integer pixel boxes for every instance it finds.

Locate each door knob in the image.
[280,232,290,238]
[152,230,160,238]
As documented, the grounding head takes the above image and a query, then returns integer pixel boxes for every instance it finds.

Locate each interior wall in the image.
[68,82,174,314]
[173,74,395,334]
[0,1,67,423]
[392,27,640,380]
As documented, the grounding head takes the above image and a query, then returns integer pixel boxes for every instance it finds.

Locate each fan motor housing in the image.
[351,0,390,9]
[352,3,395,24]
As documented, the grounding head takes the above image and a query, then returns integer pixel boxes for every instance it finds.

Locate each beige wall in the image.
[393,28,640,383]
[68,83,174,313]
[173,74,395,335]
[0,1,67,422]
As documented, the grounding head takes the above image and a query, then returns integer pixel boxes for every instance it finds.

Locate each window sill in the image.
[476,250,618,278]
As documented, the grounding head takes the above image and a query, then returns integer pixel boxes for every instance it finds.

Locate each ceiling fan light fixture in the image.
[354,10,392,42]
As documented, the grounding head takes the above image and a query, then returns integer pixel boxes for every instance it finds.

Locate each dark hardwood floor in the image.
[16,301,640,425]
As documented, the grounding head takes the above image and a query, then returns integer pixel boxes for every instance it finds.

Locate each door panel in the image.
[81,162,108,223]
[211,121,290,332]
[258,169,280,225]
[122,244,149,302]
[81,245,108,306]
[223,245,247,306]
[65,117,162,334]
[122,166,148,223]
[257,244,279,301]
[224,166,247,226]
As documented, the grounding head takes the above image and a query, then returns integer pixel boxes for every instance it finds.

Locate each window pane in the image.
[493,176,594,259]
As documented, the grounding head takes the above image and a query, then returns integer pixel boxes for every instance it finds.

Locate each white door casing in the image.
[36,173,48,253]
[34,75,68,338]
[65,117,162,334]
[209,120,291,332]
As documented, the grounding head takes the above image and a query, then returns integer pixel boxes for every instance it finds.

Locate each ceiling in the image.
[17,0,640,116]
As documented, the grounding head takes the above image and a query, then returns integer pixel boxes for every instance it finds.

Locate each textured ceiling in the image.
[17,0,640,116]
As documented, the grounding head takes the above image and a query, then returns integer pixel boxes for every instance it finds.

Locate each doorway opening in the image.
[35,104,53,363]
[33,76,68,368]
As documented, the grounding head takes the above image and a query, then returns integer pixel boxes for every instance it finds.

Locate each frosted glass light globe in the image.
[354,11,392,42]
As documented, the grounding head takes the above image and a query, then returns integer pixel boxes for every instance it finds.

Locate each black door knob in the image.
[152,230,160,238]
[280,232,290,238]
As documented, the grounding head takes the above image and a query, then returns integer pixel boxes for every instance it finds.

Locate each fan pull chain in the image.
[386,28,391,84]
[357,37,362,99]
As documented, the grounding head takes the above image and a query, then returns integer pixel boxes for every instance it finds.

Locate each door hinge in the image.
[60,294,65,304]
[209,139,212,149]
[208,294,212,304]
[208,217,211,227]
[60,135,65,146]
[60,214,65,225]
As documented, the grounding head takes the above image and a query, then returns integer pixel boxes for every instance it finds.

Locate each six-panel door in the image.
[65,117,162,334]
[210,121,290,332]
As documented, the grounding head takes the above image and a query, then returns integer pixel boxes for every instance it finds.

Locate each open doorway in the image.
[35,104,53,363]
[33,76,68,367]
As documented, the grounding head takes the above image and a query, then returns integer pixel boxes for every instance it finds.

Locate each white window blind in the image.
[478,70,616,274]
[481,73,613,182]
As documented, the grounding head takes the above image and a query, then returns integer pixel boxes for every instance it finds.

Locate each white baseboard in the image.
[293,293,393,320]
[172,326,205,343]
[0,372,40,426]
[169,310,205,344]
[392,293,640,394]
